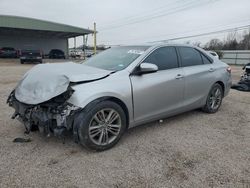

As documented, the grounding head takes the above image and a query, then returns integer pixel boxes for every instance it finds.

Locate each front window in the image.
[84,46,149,71]
[144,47,179,70]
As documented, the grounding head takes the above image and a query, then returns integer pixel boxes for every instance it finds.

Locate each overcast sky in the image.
[0,0,250,47]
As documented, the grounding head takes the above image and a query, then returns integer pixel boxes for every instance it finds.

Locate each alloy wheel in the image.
[88,108,122,146]
[208,87,222,110]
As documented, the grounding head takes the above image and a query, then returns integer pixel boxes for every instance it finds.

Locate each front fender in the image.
[68,90,127,109]
[66,73,134,124]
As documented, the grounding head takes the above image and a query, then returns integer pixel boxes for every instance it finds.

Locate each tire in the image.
[20,60,24,64]
[202,83,223,113]
[77,100,127,151]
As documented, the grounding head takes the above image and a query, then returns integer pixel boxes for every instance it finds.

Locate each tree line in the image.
[203,30,250,51]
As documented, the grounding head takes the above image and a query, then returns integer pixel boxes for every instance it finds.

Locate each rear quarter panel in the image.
[197,47,232,96]
[211,60,232,96]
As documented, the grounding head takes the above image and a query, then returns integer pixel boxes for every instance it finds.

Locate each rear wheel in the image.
[202,83,223,113]
[20,60,24,64]
[77,101,127,151]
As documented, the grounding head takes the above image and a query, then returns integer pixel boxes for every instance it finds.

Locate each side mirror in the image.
[135,63,158,75]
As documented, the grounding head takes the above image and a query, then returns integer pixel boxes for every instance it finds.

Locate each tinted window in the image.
[2,47,15,51]
[201,53,211,64]
[144,47,178,70]
[179,47,203,67]
[51,49,64,54]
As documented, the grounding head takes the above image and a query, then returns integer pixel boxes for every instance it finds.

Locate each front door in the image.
[130,47,185,123]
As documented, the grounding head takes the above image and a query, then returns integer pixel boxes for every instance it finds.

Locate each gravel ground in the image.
[0,60,249,188]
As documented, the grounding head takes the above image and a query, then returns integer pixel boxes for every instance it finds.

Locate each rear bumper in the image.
[20,57,42,62]
[224,77,232,97]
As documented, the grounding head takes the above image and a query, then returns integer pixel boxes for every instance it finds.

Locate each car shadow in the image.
[18,109,204,153]
[126,109,202,134]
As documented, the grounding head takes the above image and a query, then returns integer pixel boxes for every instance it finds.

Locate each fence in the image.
[220,50,250,65]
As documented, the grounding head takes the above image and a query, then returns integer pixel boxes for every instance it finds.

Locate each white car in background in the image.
[208,51,219,59]
[69,49,83,58]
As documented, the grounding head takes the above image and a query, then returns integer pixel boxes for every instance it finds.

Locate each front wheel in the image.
[202,83,223,113]
[77,100,127,151]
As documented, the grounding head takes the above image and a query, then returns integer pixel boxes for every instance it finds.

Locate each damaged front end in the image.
[7,88,80,138]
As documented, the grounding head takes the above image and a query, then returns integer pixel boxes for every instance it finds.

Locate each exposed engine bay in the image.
[231,63,250,92]
[7,88,80,138]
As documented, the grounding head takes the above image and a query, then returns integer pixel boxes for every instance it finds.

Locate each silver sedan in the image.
[8,44,232,151]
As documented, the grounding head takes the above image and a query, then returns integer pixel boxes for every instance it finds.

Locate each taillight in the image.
[226,67,231,73]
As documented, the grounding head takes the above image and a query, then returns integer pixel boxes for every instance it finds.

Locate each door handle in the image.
[175,74,184,79]
[209,68,215,72]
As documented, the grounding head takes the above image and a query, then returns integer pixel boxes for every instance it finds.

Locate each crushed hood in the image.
[15,62,112,104]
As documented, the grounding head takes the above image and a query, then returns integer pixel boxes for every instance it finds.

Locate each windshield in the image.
[84,46,149,71]
[2,47,15,51]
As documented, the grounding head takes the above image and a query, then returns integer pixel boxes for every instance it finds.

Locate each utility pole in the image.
[83,35,86,60]
[94,22,97,55]
[74,37,76,50]
[74,37,76,59]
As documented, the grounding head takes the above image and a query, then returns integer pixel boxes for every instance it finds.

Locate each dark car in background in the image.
[0,47,18,58]
[20,49,43,64]
[49,49,65,59]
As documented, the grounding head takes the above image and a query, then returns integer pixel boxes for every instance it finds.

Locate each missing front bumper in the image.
[7,91,80,137]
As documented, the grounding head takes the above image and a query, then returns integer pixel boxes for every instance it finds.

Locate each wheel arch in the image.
[83,96,130,129]
[215,81,225,97]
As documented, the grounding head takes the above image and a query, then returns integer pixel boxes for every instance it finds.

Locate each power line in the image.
[98,20,250,44]
[149,24,250,43]
[99,0,219,31]
[99,0,186,27]
[99,0,211,30]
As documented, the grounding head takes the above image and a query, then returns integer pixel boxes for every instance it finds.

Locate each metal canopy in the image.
[0,15,94,38]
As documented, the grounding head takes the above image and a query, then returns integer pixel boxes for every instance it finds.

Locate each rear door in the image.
[177,47,214,108]
[131,46,185,123]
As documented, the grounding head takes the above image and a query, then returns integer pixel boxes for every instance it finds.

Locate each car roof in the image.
[116,43,200,48]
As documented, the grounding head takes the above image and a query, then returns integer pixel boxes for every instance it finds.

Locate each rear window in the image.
[51,49,63,53]
[22,50,41,56]
[2,47,15,50]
